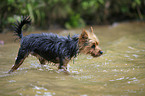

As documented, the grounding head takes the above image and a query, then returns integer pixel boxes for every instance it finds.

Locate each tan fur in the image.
[78,27,102,57]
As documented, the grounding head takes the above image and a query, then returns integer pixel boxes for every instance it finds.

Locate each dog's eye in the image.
[96,42,99,45]
[95,41,99,45]
[91,44,95,48]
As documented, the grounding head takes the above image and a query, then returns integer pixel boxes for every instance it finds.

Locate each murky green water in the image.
[0,22,145,96]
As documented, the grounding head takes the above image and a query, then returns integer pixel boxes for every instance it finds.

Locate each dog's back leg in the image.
[38,57,46,65]
[8,48,29,73]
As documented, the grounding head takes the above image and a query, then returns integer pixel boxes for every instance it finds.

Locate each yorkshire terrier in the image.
[8,16,103,73]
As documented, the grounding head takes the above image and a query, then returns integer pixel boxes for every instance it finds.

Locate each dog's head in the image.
[78,27,103,57]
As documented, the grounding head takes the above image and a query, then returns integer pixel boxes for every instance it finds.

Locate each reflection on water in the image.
[31,85,56,96]
[0,22,145,96]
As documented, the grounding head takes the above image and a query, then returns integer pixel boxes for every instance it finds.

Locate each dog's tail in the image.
[13,16,31,39]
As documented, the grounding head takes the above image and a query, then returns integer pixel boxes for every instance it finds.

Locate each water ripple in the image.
[31,85,56,96]
[109,76,139,84]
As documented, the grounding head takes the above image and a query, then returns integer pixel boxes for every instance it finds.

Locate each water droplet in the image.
[116,77,124,80]
[126,77,129,79]
[112,69,117,71]
[71,71,79,74]
[128,81,131,84]
[33,86,48,91]
[128,46,134,50]
[39,68,43,71]
[44,92,52,96]
[9,80,16,83]
[132,54,139,58]
[80,94,88,96]
[96,65,100,67]
[103,70,107,72]
[129,58,134,61]
[36,91,41,94]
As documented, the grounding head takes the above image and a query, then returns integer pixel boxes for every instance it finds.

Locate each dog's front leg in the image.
[58,57,70,72]
[58,57,70,74]
[58,57,64,70]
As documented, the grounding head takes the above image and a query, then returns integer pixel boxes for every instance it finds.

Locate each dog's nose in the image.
[99,51,103,54]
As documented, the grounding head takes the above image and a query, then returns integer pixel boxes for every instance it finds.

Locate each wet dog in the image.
[8,16,103,73]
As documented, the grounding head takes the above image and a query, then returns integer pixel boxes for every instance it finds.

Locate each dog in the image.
[8,16,103,73]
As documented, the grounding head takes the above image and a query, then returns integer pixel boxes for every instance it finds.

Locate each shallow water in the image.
[0,22,145,96]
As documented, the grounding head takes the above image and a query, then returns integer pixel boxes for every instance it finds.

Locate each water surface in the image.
[0,22,145,96]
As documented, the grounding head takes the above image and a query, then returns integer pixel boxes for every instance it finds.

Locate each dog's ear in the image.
[80,29,88,39]
[90,26,94,33]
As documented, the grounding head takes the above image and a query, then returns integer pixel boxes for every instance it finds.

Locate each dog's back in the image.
[20,33,79,62]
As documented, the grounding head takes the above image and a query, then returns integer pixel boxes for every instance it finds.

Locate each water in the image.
[0,22,145,96]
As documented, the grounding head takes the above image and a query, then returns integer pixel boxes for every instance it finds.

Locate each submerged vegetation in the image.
[0,0,145,32]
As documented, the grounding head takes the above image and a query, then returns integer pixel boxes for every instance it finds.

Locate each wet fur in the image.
[8,16,103,73]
